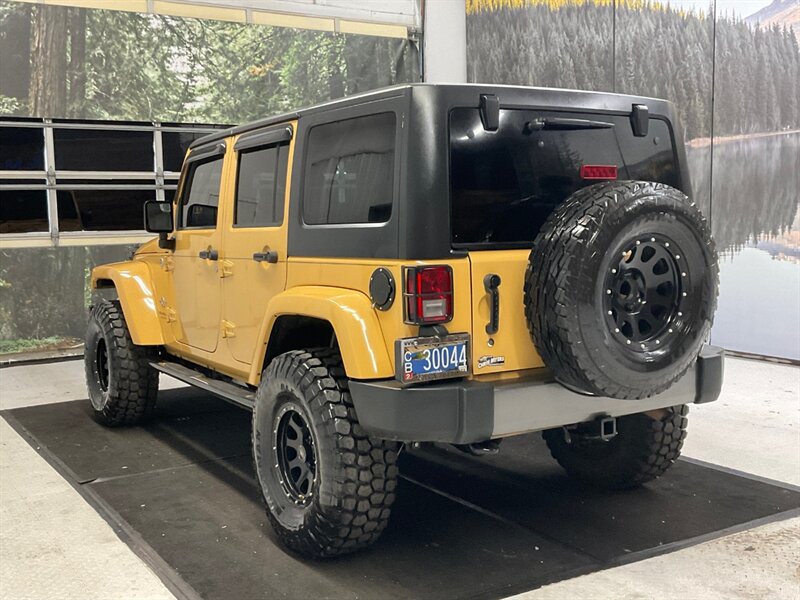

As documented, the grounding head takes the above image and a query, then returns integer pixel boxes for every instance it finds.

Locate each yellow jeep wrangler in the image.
[84,84,723,558]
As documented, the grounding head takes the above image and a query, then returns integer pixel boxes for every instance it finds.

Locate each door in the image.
[220,124,294,365]
[171,145,227,353]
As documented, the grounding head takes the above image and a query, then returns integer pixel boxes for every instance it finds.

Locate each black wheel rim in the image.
[603,235,688,353]
[273,403,316,505]
[96,338,109,392]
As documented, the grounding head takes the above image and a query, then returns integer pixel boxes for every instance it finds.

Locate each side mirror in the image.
[144,200,173,233]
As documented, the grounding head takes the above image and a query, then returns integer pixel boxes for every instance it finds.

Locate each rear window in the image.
[303,112,395,225]
[449,108,678,248]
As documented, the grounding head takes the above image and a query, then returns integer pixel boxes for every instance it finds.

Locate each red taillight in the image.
[580,165,618,180]
[404,265,453,325]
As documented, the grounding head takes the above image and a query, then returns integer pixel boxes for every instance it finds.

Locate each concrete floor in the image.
[0,356,798,599]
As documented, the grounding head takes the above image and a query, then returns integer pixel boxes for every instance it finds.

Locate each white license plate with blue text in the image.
[396,333,470,384]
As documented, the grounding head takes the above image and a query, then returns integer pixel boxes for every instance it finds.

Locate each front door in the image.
[171,146,227,353]
[220,124,294,365]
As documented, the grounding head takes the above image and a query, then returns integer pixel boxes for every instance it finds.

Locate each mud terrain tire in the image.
[84,299,159,426]
[252,348,400,558]
[524,181,718,399]
[543,405,689,489]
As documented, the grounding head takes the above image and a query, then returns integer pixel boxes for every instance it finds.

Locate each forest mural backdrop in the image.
[0,1,418,123]
[467,0,800,360]
[0,1,418,349]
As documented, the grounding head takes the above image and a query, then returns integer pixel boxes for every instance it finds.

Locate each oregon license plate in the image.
[396,333,470,384]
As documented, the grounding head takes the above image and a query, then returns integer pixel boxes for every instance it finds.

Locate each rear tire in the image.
[84,300,159,426]
[542,406,689,490]
[252,348,400,558]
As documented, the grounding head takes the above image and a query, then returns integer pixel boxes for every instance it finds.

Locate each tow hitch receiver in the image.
[587,415,617,441]
[565,415,618,443]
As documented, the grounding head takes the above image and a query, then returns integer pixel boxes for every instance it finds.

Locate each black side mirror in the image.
[144,200,173,233]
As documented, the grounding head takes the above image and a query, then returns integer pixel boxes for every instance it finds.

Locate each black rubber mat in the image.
[5,391,800,600]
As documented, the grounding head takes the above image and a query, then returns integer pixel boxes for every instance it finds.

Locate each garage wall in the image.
[465,0,800,360]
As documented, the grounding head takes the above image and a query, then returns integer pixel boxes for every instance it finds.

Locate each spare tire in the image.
[524,181,718,399]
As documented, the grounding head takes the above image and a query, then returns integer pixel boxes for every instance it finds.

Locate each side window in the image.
[234,143,289,227]
[179,156,223,229]
[303,112,395,225]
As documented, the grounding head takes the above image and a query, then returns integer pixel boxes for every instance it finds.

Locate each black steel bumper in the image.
[349,345,724,444]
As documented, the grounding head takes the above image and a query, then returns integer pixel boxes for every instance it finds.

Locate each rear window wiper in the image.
[524,118,614,132]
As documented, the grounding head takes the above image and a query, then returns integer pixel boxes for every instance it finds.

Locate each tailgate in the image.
[468,249,544,375]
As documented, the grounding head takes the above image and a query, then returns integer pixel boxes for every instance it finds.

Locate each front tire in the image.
[252,348,399,558]
[84,300,159,426]
[542,406,689,490]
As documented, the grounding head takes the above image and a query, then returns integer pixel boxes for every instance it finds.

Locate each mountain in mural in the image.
[746,0,800,40]
[746,0,799,25]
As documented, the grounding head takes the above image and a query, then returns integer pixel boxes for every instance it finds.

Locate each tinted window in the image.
[0,127,45,170]
[303,112,395,225]
[179,157,223,228]
[57,189,154,231]
[53,128,153,171]
[235,144,289,227]
[449,108,678,248]
[163,131,206,172]
[0,190,49,233]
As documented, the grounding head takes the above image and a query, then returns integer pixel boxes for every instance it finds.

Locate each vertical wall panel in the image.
[709,0,800,360]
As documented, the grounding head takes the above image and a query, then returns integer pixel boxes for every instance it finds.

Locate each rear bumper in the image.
[349,345,724,444]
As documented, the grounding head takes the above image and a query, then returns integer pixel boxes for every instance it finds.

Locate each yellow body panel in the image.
[91,262,164,346]
[220,125,296,366]
[251,286,394,382]
[467,250,545,374]
[283,257,473,376]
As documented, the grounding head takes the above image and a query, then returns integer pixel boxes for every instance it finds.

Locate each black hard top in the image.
[190,83,676,150]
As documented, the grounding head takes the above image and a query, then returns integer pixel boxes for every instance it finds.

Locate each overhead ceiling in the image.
[10,0,420,38]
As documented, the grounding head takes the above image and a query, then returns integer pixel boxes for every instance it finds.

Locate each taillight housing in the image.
[403,265,453,325]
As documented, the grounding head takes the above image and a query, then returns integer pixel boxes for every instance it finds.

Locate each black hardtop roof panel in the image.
[190,83,675,151]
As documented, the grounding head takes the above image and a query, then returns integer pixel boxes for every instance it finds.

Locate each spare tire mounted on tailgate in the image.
[524,181,718,399]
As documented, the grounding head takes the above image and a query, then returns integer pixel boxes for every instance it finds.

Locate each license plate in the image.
[396,333,470,384]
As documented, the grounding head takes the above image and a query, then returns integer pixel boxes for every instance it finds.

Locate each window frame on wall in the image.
[0,118,224,247]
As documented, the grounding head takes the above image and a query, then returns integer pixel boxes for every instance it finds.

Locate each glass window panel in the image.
[303,113,395,225]
[53,128,154,172]
[0,190,49,233]
[0,127,45,171]
[179,157,223,229]
[235,144,289,227]
[57,189,154,231]
[162,131,207,172]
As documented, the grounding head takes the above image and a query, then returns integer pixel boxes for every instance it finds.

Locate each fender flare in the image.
[91,262,164,346]
[251,286,393,381]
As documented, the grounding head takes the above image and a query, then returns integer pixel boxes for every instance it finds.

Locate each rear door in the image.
[220,124,294,365]
[171,143,227,353]
[449,107,679,375]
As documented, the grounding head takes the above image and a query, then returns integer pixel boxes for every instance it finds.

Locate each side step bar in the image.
[150,360,255,411]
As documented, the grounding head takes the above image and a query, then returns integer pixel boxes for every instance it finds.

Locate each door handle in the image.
[252,250,278,264]
[484,273,501,335]
[199,248,218,261]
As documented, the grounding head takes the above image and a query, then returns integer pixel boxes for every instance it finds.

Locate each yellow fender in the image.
[251,286,394,381]
[91,262,164,346]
